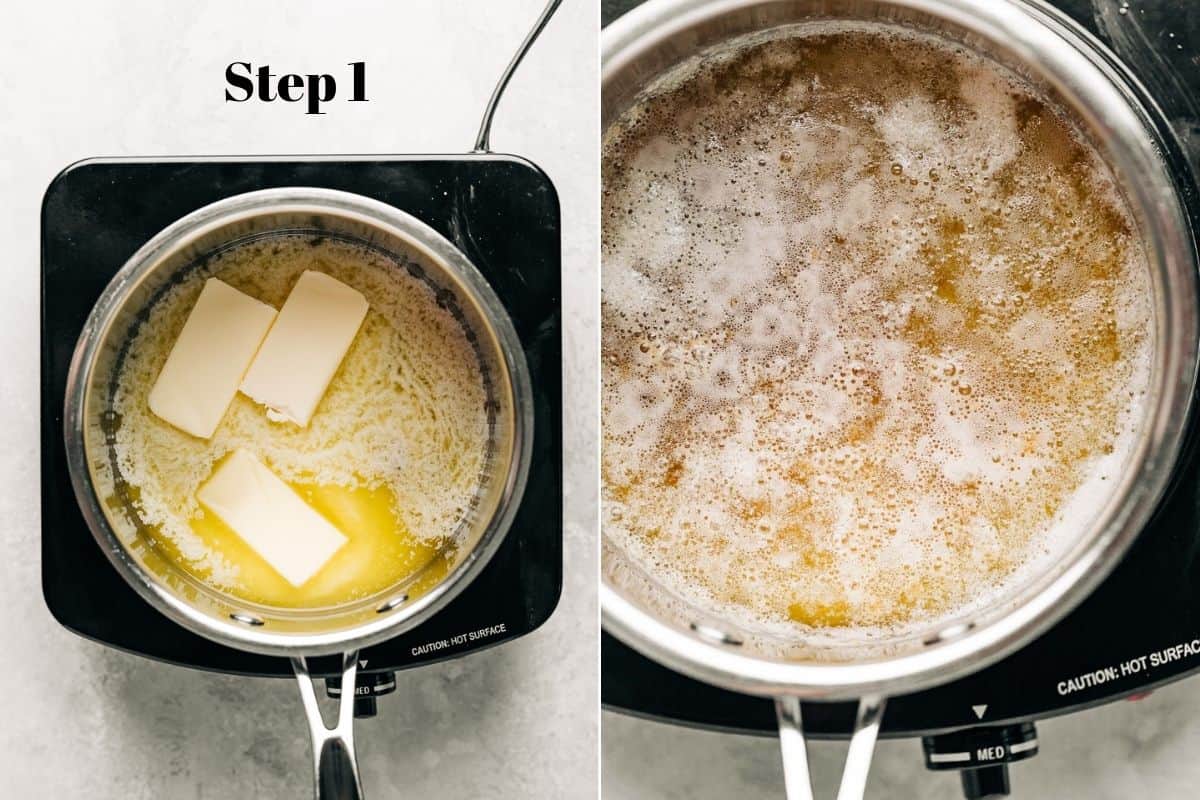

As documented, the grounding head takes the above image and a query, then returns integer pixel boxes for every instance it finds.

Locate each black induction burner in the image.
[600,0,1200,765]
[40,156,563,686]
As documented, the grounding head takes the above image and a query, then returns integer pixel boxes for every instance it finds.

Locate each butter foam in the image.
[602,24,1153,641]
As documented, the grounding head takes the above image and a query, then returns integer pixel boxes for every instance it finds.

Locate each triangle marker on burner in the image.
[972,704,988,720]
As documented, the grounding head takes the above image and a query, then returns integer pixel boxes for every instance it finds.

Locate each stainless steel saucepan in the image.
[601,1,1200,797]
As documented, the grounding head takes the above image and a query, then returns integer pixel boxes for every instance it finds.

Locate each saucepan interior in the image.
[600,0,1198,699]
[64,187,534,657]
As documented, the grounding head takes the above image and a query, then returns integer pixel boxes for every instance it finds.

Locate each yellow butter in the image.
[196,449,346,587]
[147,278,276,439]
[240,270,368,426]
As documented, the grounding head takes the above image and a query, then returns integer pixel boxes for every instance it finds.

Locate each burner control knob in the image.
[960,765,1010,799]
[922,723,1038,799]
[325,670,398,719]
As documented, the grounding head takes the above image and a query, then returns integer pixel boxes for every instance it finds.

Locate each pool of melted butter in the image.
[178,478,448,608]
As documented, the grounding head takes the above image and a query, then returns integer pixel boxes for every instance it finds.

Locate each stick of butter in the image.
[240,270,369,427]
[197,449,347,587]
[148,278,277,439]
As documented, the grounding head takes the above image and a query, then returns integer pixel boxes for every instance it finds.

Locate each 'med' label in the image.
[225,62,367,115]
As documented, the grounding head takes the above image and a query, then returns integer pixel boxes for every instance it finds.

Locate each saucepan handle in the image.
[293,651,365,800]
[774,694,886,800]
[472,0,563,153]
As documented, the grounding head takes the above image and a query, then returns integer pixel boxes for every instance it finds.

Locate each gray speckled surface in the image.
[0,1,597,797]
[603,678,1200,798]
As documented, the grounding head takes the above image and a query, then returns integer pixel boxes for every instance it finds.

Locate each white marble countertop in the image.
[0,1,597,797]
[603,666,1200,797]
